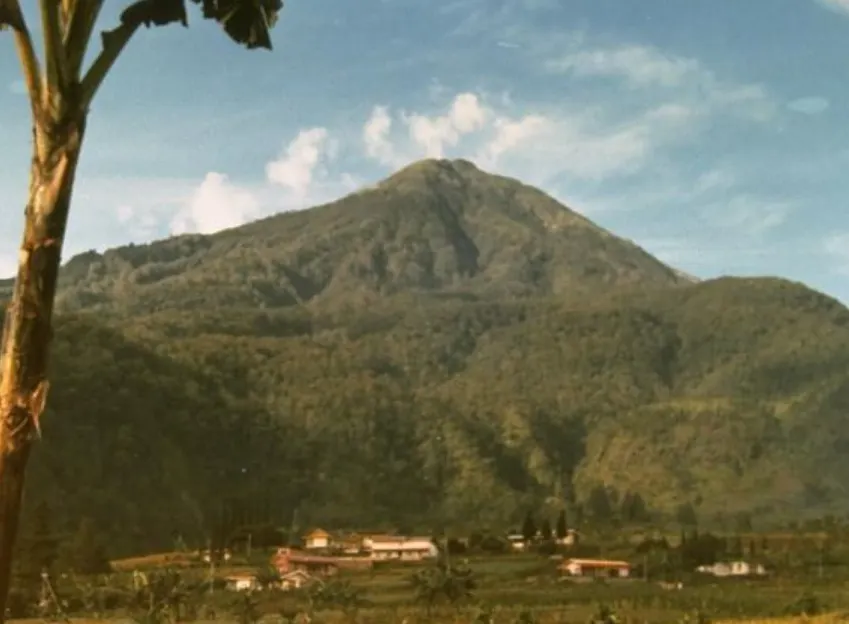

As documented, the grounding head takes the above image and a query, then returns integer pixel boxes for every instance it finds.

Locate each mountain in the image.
[4,159,849,557]
[25,159,686,315]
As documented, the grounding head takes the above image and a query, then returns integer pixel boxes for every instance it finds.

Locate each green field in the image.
[24,551,849,624]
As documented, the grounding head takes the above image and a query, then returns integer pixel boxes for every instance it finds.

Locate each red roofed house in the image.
[271,548,372,578]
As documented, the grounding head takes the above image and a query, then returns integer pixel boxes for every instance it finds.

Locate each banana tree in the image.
[0,0,282,618]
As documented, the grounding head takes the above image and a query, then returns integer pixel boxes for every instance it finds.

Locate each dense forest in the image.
[3,159,849,558]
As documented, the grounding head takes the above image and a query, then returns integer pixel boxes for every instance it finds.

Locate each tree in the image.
[555,509,568,540]
[62,517,110,575]
[620,492,649,524]
[410,559,475,614]
[676,502,698,528]
[521,511,536,542]
[586,485,613,522]
[539,518,552,541]
[0,1,283,618]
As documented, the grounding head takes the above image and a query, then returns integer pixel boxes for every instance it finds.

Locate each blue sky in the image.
[2,0,849,301]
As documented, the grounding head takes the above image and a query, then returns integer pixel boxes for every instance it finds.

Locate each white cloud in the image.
[170,173,261,236]
[403,92,488,158]
[116,205,135,224]
[266,127,336,197]
[361,91,705,186]
[815,0,849,15]
[787,96,830,115]
[546,42,775,121]
[162,126,363,237]
[547,45,701,88]
[477,115,548,165]
[824,233,849,274]
[701,195,793,235]
[363,106,400,167]
[694,169,736,195]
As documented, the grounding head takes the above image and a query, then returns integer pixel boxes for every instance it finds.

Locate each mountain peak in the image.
[380,158,482,188]
[47,160,687,314]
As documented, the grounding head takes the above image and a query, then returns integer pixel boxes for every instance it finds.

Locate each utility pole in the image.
[247,532,253,560]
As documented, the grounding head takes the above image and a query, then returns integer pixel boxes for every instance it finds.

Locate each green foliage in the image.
[308,579,368,613]
[784,591,824,617]
[63,518,111,576]
[230,591,261,624]
[5,159,849,553]
[118,0,283,50]
[13,501,59,591]
[589,604,619,624]
[253,566,281,590]
[410,559,476,612]
[539,518,552,541]
[521,513,536,543]
[555,510,568,540]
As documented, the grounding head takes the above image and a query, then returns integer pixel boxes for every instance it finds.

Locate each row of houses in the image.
[556,558,768,580]
[506,529,580,551]
[302,529,439,561]
[224,556,769,592]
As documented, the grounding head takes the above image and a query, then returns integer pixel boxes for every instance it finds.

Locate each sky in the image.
[2,0,849,301]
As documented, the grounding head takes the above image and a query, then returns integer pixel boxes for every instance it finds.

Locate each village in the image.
[211,527,769,593]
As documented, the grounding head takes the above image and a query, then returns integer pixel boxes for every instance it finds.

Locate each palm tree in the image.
[0,2,284,619]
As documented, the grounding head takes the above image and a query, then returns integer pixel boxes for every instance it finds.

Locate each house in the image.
[506,534,527,551]
[696,561,766,577]
[273,547,339,577]
[333,534,364,555]
[303,528,331,550]
[363,535,439,561]
[199,548,232,563]
[224,574,259,592]
[280,570,315,590]
[559,558,631,578]
[556,529,580,546]
[272,547,373,578]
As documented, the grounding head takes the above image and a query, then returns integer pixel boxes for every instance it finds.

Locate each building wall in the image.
[306,536,329,549]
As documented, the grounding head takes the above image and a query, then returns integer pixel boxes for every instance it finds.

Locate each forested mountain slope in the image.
[2,160,846,556]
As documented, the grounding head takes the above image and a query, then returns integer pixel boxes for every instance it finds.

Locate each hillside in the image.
[7,159,686,315]
[3,159,849,557]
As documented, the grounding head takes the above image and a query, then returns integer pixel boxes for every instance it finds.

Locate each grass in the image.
[34,552,849,623]
[110,550,195,571]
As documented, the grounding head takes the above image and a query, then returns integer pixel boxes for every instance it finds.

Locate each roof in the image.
[365,534,400,543]
[275,549,340,565]
[372,543,433,551]
[304,528,330,539]
[562,558,630,568]
[225,574,256,581]
[369,535,433,543]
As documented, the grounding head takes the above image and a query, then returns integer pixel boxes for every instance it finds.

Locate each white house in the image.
[363,535,438,561]
[556,529,579,546]
[303,529,331,550]
[506,534,527,551]
[696,561,766,577]
[224,574,259,592]
[280,570,315,590]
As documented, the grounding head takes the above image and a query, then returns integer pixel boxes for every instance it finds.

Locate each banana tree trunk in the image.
[0,117,85,621]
